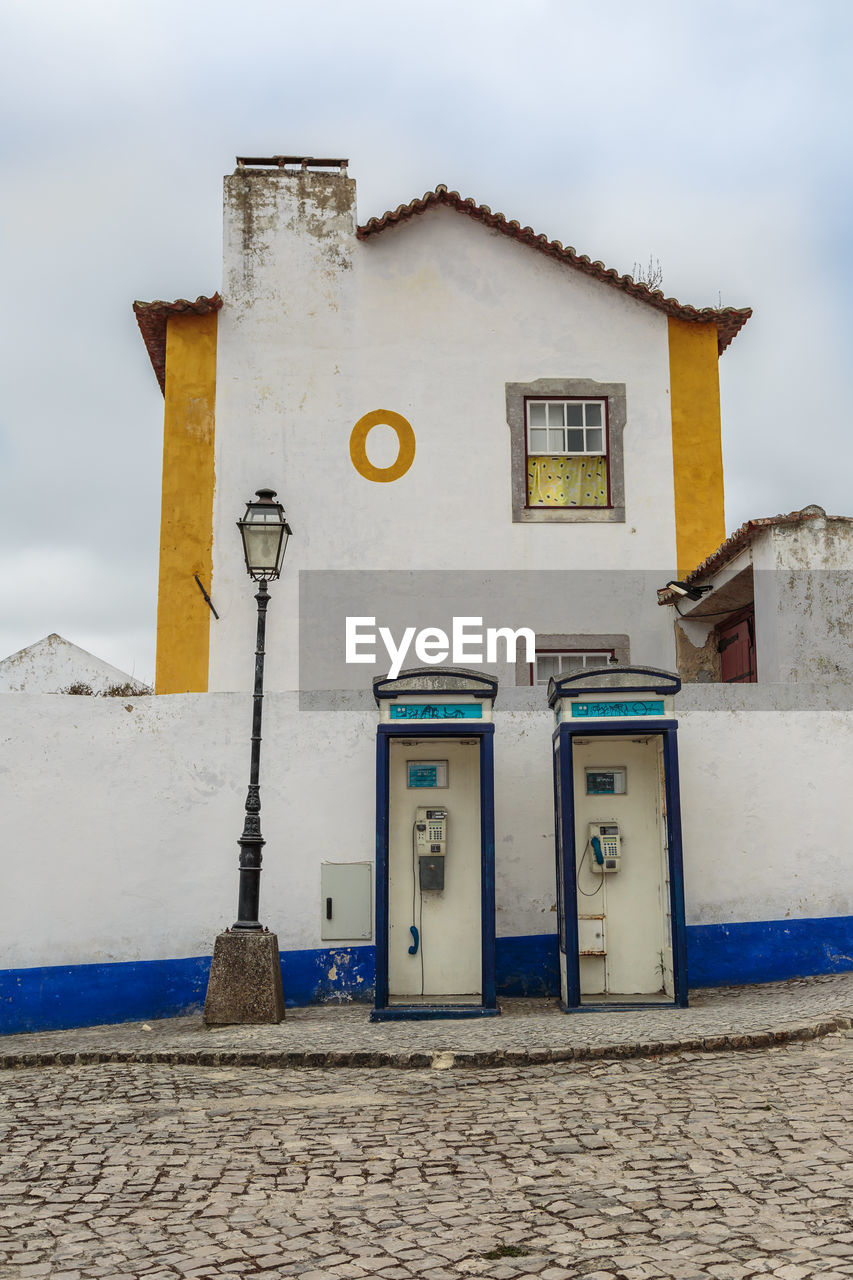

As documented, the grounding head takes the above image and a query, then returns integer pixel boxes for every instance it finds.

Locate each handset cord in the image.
[411,822,417,936]
[412,821,425,996]
[576,838,604,897]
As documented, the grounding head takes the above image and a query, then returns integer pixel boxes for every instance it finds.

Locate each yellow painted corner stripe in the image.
[155,312,217,693]
[668,317,726,577]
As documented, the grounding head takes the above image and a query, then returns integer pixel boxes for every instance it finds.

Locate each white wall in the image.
[209,170,679,693]
[2,686,851,976]
[677,686,853,923]
[0,692,375,971]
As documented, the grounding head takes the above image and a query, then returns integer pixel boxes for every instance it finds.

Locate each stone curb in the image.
[1,1014,850,1072]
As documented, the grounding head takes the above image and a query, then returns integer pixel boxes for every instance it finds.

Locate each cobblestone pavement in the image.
[2,1034,852,1279]
[3,975,853,1069]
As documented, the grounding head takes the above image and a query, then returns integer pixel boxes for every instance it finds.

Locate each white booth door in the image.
[572,736,672,999]
[388,738,481,1000]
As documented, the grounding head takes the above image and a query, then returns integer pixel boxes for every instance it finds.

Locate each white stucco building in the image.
[134,157,748,698]
[1,156,850,1033]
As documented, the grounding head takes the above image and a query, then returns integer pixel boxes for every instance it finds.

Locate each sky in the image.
[1,0,851,686]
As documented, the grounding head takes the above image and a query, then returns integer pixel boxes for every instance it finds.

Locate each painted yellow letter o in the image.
[349,410,416,483]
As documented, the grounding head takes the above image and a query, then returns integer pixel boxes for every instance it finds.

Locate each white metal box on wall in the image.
[320,862,372,941]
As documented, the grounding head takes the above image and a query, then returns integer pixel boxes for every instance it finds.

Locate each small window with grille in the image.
[533,649,615,686]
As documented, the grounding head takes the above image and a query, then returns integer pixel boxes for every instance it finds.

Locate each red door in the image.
[717,608,757,683]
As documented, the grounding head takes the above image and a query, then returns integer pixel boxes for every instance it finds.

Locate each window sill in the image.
[518,504,625,523]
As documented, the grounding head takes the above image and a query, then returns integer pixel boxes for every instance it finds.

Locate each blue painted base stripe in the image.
[3,917,851,1034]
[687,915,853,987]
[281,945,375,1009]
[0,955,212,1035]
[0,946,377,1035]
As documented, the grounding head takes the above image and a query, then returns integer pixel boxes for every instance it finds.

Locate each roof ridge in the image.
[357,186,751,355]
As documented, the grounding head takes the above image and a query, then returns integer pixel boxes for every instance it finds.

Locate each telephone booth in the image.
[371,667,499,1021]
[550,666,688,1010]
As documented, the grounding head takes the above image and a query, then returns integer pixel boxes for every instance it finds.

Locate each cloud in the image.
[0,546,155,681]
[1,0,851,673]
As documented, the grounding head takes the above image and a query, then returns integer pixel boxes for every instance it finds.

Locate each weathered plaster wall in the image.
[2,687,851,995]
[761,520,853,682]
[674,622,721,683]
[772,515,853,571]
[208,170,681,694]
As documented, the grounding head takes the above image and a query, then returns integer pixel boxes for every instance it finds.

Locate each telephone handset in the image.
[588,821,622,873]
[415,806,447,891]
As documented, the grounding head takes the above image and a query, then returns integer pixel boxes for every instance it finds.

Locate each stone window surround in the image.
[514,633,631,687]
[506,378,627,523]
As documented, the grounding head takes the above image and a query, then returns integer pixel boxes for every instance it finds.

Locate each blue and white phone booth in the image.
[550,667,688,1010]
[371,667,499,1021]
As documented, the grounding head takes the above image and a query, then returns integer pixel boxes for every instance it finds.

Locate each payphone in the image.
[415,806,448,891]
[371,667,498,1020]
[550,667,688,1010]
[587,822,622,873]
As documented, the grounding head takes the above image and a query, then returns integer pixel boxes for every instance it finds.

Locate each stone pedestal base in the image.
[203,931,285,1025]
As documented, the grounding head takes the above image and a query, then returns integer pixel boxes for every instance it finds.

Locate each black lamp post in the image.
[203,488,291,1026]
[232,488,292,932]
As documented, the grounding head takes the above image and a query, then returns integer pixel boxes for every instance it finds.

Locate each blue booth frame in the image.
[371,721,499,1021]
[553,716,689,1010]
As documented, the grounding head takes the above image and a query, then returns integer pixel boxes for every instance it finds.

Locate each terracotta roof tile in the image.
[133,294,222,395]
[135,188,750,389]
[358,186,751,354]
[657,505,851,602]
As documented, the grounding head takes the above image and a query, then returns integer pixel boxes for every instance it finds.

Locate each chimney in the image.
[223,155,357,319]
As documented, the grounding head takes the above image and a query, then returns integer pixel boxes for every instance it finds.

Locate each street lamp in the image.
[203,488,292,1026]
[237,487,291,584]
[232,489,292,933]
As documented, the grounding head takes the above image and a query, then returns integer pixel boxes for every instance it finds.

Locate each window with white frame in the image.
[506,378,626,524]
[533,649,615,686]
[525,397,610,510]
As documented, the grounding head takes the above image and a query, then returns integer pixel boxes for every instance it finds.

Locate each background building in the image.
[0,634,150,695]
[659,505,853,684]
